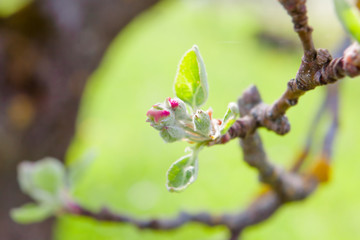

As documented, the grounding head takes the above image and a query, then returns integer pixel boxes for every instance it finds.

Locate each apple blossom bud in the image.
[146,104,175,129]
[165,97,189,120]
[344,42,360,77]
[160,126,185,142]
[228,102,239,114]
[193,110,211,136]
[166,97,179,109]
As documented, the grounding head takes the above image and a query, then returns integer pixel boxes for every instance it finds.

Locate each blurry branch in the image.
[64,192,281,239]
[238,86,317,201]
[290,88,328,172]
[292,83,339,172]
[322,84,339,161]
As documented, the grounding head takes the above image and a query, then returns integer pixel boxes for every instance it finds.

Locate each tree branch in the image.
[322,84,339,161]
[63,191,281,239]
[217,42,360,145]
[64,183,318,240]
[278,0,315,60]
[237,86,318,203]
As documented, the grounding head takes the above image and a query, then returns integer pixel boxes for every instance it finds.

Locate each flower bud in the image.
[228,102,239,114]
[193,110,211,136]
[344,42,360,76]
[160,126,185,142]
[166,97,179,109]
[165,97,189,120]
[146,103,175,130]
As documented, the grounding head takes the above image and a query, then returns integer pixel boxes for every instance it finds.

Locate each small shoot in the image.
[146,46,239,192]
[11,154,94,224]
[11,157,66,224]
[220,102,239,135]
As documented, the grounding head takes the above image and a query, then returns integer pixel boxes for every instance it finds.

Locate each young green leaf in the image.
[18,157,65,205]
[193,110,211,136]
[10,203,54,224]
[334,0,360,42]
[220,102,239,135]
[174,45,208,109]
[166,154,198,192]
[160,126,185,143]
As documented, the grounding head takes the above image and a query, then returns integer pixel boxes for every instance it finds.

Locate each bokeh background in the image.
[2,0,360,239]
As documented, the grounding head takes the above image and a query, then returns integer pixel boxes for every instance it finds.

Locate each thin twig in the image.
[217,42,360,145]
[322,84,339,161]
[290,93,327,172]
[278,0,316,60]
[63,191,289,239]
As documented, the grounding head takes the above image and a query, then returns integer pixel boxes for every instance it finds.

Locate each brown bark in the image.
[0,0,159,239]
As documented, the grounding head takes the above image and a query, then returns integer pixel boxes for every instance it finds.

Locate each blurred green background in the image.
[4,0,360,239]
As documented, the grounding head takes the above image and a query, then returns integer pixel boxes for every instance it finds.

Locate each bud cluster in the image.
[146,98,222,143]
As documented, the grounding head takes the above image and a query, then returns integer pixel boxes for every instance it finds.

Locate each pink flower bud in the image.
[165,97,189,120]
[344,42,360,77]
[167,97,179,109]
[146,109,171,123]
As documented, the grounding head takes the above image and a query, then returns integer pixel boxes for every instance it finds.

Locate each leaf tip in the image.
[191,44,199,52]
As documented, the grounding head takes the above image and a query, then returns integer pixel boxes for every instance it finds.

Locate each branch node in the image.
[316,48,332,65]
[344,42,360,77]
[286,98,298,106]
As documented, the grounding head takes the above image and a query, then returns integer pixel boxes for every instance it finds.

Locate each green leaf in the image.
[221,119,236,135]
[334,0,360,42]
[174,45,208,109]
[193,110,211,136]
[160,126,185,143]
[166,154,198,192]
[220,102,239,135]
[18,157,65,205]
[10,203,53,224]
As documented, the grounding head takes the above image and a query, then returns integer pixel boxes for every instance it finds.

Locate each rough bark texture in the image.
[0,0,159,239]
